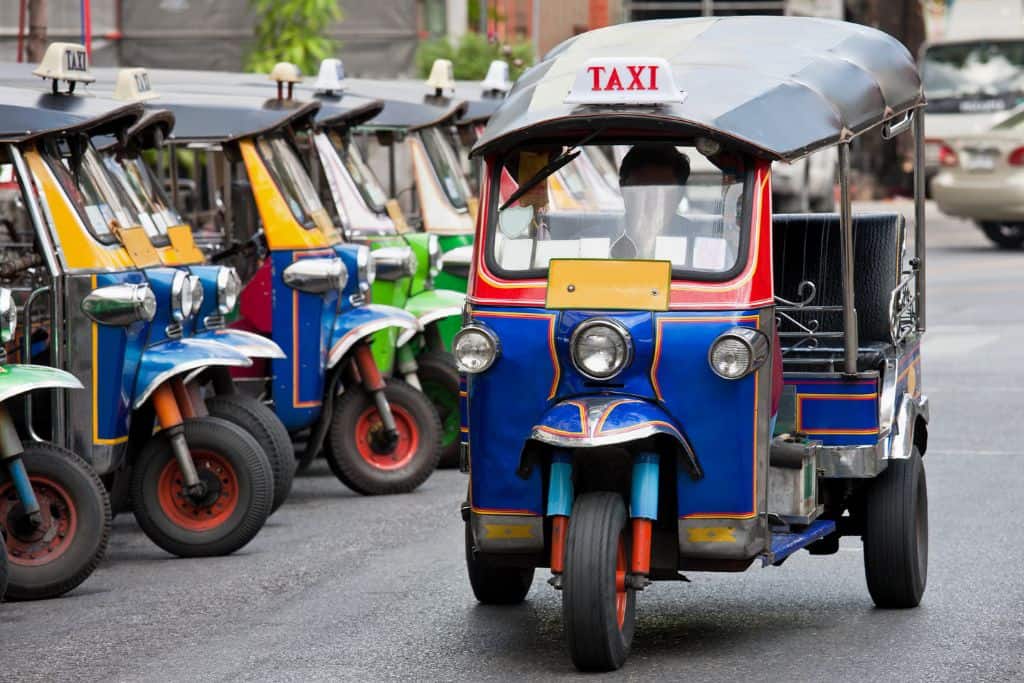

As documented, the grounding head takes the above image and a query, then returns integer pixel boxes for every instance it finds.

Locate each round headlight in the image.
[0,288,17,344]
[217,267,242,315]
[171,270,191,322]
[570,319,632,381]
[453,324,499,373]
[188,275,204,316]
[708,327,769,380]
[357,245,375,292]
[427,234,442,278]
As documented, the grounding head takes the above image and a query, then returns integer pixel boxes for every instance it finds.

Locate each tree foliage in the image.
[416,32,533,81]
[247,0,342,75]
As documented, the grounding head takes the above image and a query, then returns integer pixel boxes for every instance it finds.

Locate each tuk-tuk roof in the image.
[456,96,503,127]
[343,78,467,131]
[472,17,925,161]
[0,83,143,143]
[94,108,175,152]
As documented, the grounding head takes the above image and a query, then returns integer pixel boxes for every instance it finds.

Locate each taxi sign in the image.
[425,59,456,96]
[481,60,512,95]
[314,58,346,94]
[113,68,159,102]
[32,42,95,84]
[564,57,683,106]
[269,62,302,84]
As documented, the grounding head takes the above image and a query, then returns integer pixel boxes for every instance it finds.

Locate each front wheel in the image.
[563,492,635,672]
[0,444,111,601]
[416,350,461,469]
[325,379,441,495]
[863,447,928,608]
[131,417,273,558]
[465,522,534,604]
[979,221,1024,249]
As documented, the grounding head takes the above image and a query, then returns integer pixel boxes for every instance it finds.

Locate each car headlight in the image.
[428,234,442,278]
[188,275,204,316]
[0,288,17,343]
[82,283,157,326]
[283,257,348,294]
[217,266,242,314]
[570,318,632,381]
[170,270,192,322]
[453,324,499,373]
[708,327,769,380]
[357,245,375,292]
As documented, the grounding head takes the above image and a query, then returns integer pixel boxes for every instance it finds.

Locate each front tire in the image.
[465,522,534,604]
[0,443,111,600]
[131,417,273,558]
[979,221,1024,249]
[563,492,635,672]
[206,394,295,514]
[325,379,441,495]
[416,350,460,469]
[863,447,928,608]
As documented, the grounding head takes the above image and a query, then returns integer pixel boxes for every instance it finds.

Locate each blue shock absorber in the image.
[630,452,660,520]
[6,455,40,518]
[547,450,574,517]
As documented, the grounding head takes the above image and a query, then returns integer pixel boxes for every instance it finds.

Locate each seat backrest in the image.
[772,213,904,344]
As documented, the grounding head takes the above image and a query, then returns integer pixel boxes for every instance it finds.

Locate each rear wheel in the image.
[0,539,7,600]
[465,522,534,604]
[206,394,295,514]
[979,221,1024,249]
[416,350,460,469]
[0,443,111,601]
[563,492,635,672]
[131,417,273,557]
[863,447,928,608]
[103,463,133,518]
[326,379,441,495]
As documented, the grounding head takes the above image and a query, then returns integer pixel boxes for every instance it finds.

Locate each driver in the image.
[613,144,690,259]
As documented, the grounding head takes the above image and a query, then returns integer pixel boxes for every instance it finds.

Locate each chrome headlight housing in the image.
[427,234,443,278]
[0,288,16,343]
[708,327,769,380]
[283,257,348,294]
[170,270,193,322]
[217,266,242,315]
[357,245,376,293]
[453,324,499,373]
[82,283,157,326]
[570,318,632,381]
[370,246,416,282]
[188,274,204,316]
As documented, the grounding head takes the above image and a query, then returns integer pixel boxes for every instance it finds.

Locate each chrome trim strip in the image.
[326,315,421,368]
[0,368,83,404]
[133,353,252,409]
[397,305,464,347]
[529,422,677,449]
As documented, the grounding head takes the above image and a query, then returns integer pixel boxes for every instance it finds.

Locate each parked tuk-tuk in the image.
[141,83,442,495]
[0,46,275,560]
[456,17,929,671]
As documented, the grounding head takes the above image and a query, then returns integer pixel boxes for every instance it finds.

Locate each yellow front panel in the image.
[117,226,161,267]
[546,259,672,311]
[166,224,206,265]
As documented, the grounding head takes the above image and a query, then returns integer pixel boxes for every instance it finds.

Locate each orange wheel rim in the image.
[0,476,78,567]
[157,451,239,532]
[354,405,421,471]
[615,532,627,629]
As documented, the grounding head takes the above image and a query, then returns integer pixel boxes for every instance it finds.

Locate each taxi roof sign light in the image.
[114,68,159,102]
[481,60,512,97]
[314,58,347,95]
[564,57,685,106]
[269,62,302,100]
[33,42,95,94]
[425,59,456,97]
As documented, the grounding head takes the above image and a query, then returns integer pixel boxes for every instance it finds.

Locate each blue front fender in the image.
[529,396,703,479]
[327,304,420,368]
[193,328,285,360]
[133,338,252,409]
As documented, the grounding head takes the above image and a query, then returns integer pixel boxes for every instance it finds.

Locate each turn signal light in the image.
[1008,147,1024,166]
[937,144,958,167]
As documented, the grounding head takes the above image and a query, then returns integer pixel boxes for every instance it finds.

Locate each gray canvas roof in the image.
[0,84,143,143]
[473,17,925,161]
[342,78,466,131]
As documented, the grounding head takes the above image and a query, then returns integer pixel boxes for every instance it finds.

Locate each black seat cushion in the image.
[772,213,903,344]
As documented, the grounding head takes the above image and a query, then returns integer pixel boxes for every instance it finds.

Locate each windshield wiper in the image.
[499,128,605,211]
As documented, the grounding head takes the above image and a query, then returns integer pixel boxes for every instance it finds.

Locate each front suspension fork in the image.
[153,378,205,500]
[395,344,422,391]
[352,342,399,449]
[0,404,40,527]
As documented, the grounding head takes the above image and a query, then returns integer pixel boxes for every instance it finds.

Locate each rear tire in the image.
[0,540,8,600]
[979,221,1024,249]
[325,379,441,495]
[103,463,133,518]
[465,522,533,604]
[206,394,295,514]
[131,417,272,558]
[416,351,460,468]
[0,443,111,601]
[863,447,928,608]
[563,492,635,672]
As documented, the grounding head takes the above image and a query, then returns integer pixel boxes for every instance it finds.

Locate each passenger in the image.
[614,144,690,258]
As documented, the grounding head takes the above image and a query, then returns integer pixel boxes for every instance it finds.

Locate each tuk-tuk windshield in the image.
[419,127,470,211]
[102,155,181,244]
[40,139,137,245]
[489,144,751,281]
[256,133,324,229]
[333,133,389,214]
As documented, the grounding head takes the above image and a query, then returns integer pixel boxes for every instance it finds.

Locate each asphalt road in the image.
[3,201,1023,682]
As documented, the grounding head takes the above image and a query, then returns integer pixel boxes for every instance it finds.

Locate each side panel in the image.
[784,376,880,446]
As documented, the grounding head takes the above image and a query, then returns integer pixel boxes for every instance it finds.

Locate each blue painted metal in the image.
[783,376,879,446]
[132,338,251,408]
[630,452,659,520]
[764,519,836,566]
[547,451,573,517]
[530,395,686,446]
[7,456,40,516]
[327,304,419,367]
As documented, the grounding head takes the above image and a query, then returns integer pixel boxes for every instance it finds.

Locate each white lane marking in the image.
[928,449,1021,457]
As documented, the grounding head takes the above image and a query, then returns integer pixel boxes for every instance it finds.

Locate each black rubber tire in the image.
[464,522,534,604]
[103,464,133,518]
[863,447,928,608]
[416,350,461,469]
[206,394,295,515]
[0,540,7,600]
[131,417,273,558]
[563,492,635,672]
[325,379,441,495]
[1,443,111,601]
[979,221,1024,249]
